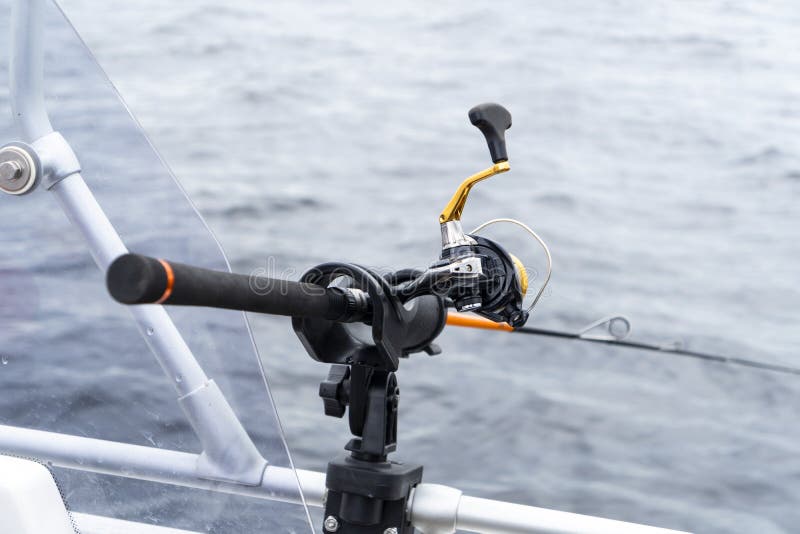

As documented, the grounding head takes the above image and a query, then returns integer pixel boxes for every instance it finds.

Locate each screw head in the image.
[384,528,399,534]
[323,516,340,532]
[0,161,22,181]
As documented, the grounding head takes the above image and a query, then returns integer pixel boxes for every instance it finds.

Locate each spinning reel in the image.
[394,102,550,328]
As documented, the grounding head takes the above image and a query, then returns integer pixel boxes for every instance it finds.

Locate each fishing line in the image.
[446,312,800,377]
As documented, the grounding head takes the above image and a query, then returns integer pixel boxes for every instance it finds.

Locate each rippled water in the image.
[12,0,800,532]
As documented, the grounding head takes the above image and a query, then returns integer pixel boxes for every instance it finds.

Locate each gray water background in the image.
[22,0,800,532]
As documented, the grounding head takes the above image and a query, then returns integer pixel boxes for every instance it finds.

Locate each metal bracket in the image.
[31,132,81,190]
[178,380,268,486]
[407,484,462,534]
[0,132,81,195]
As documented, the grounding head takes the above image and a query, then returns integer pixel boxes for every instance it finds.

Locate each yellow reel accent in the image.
[510,253,528,296]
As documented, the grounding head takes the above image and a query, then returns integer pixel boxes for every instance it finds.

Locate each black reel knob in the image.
[468,103,512,163]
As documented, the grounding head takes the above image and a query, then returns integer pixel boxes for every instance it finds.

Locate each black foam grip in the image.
[468,103,512,163]
[106,253,354,321]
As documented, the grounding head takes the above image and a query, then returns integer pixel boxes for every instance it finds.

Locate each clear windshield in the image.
[0,1,311,532]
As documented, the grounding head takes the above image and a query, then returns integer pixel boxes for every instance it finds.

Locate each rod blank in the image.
[446,313,800,377]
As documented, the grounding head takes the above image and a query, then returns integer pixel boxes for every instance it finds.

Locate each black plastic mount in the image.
[324,455,423,534]
[468,103,512,163]
[293,263,446,533]
[316,361,422,533]
[320,365,399,460]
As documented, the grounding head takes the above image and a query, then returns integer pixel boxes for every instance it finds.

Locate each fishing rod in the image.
[446,312,800,377]
[101,101,748,534]
[106,103,544,534]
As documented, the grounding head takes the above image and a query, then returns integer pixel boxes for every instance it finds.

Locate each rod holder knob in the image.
[468,103,512,163]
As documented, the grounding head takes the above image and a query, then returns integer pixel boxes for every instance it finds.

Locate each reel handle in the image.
[468,103,512,163]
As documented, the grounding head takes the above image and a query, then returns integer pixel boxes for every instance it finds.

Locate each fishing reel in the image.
[397,103,549,328]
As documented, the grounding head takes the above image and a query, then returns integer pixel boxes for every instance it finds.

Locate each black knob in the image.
[319,365,350,418]
[468,103,512,163]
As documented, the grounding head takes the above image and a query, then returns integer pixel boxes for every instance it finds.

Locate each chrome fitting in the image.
[440,220,476,250]
[0,142,39,195]
[407,484,462,534]
[446,256,483,277]
[323,515,340,532]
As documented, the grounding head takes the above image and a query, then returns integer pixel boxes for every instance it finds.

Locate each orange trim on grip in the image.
[156,259,175,304]
[446,312,514,332]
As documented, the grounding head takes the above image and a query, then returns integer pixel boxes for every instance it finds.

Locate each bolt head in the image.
[384,528,399,534]
[0,144,38,196]
[0,161,22,181]
[323,516,340,532]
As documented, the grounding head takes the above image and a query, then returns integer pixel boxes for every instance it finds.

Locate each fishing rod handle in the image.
[106,253,368,322]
